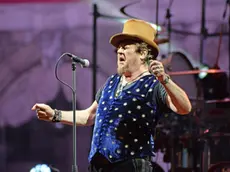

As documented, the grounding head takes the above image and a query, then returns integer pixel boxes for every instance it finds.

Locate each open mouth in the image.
[119,56,125,62]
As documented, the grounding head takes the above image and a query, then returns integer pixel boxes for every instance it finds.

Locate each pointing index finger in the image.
[31,103,46,111]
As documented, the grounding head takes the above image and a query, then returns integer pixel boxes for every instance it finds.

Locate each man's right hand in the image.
[31,103,54,121]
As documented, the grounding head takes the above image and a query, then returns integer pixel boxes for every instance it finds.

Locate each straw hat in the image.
[109,19,159,57]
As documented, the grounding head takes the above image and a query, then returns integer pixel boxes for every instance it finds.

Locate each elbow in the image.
[178,110,191,115]
[85,112,95,126]
[78,118,94,126]
[85,119,95,126]
[179,96,192,115]
[187,101,192,114]
[77,113,95,127]
[178,104,192,115]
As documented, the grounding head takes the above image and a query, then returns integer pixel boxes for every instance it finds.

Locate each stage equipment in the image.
[54,53,89,172]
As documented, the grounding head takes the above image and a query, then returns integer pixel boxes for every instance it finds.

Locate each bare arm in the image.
[31,101,98,126]
[160,76,192,114]
[150,60,192,115]
[61,101,98,126]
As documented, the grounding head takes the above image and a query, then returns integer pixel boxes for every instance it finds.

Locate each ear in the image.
[139,50,148,61]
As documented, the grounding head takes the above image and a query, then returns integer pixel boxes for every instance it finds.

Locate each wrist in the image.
[52,109,62,122]
[158,74,170,84]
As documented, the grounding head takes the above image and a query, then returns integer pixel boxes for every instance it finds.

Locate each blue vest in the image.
[89,74,161,163]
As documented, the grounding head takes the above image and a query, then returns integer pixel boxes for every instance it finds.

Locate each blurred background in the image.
[0,0,230,171]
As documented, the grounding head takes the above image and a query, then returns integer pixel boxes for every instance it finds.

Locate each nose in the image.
[117,47,124,54]
[117,48,125,57]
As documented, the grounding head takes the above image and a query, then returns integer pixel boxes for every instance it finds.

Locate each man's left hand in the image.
[149,60,167,82]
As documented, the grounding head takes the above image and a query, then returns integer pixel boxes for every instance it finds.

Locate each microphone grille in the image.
[83,59,90,67]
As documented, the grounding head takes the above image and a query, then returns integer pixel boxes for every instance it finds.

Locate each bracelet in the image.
[161,74,170,84]
[52,109,62,122]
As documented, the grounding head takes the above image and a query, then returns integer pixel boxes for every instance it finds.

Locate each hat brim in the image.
[109,33,159,57]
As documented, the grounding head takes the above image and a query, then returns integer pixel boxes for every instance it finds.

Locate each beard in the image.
[117,63,129,75]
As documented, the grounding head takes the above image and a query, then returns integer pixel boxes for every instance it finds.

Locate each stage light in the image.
[198,64,209,79]
[30,164,51,172]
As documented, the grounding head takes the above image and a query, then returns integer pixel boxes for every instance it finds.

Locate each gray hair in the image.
[135,42,156,65]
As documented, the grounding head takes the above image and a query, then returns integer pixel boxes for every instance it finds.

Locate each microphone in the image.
[66,53,90,68]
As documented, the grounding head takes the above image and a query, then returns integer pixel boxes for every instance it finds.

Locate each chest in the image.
[97,75,158,119]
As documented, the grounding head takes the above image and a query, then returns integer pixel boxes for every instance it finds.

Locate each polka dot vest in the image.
[89,74,160,163]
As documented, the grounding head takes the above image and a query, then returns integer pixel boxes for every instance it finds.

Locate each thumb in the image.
[31,103,47,111]
[31,104,38,110]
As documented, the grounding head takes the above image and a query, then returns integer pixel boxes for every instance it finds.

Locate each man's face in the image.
[116,40,142,75]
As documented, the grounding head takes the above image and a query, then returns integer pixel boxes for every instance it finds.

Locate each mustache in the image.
[117,52,125,57]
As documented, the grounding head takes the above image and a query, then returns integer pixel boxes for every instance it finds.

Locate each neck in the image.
[123,68,150,83]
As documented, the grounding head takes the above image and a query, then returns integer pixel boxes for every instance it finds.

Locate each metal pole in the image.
[92,4,98,101]
[227,1,230,95]
[0,125,6,172]
[200,1,209,171]
[200,0,206,64]
[155,0,159,38]
[72,62,78,172]
[166,8,172,55]
[202,140,210,172]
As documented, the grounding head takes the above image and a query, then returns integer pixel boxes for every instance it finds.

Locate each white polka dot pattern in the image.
[89,74,159,163]
[137,105,141,110]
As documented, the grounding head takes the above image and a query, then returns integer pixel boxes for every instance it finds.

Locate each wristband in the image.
[52,109,62,122]
[161,74,170,84]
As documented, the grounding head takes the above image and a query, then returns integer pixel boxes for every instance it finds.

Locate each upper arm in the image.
[84,84,104,126]
[157,83,178,113]
[152,82,171,114]
[165,94,178,113]
[85,77,109,125]
[85,100,98,126]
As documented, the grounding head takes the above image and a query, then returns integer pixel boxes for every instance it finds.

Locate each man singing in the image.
[32,19,191,172]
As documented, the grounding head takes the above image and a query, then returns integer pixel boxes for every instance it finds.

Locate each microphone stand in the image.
[55,53,83,172]
[224,0,230,94]
[228,2,230,94]
[165,7,176,172]
[166,8,172,55]
[71,60,78,172]
[155,0,159,38]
